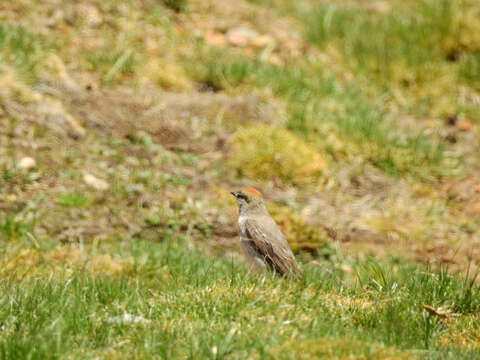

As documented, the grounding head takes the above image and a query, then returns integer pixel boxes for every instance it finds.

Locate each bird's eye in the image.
[238,193,249,202]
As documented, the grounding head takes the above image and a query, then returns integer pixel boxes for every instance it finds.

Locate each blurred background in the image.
[1,0,480,270]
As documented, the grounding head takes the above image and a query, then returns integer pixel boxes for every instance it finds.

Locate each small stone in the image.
[266,54,282,66]
[77,4,103,27]
[369,2,391,14]
[6,194,17,202]
[204,31,226,47]
[243,47,254,57]
[456,119,473,131]
[125,183,144,195]
[18,157,36,170]
[105,313,150,325]
[145,37,159,54]
[175,25,185,35]
[83,173,109,191]
[472,202,480,215]
[226,27,259,47]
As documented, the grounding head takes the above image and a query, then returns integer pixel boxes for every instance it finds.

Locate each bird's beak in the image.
[230,191,239,198]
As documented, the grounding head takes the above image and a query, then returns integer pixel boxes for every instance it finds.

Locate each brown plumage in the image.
[231,188,302,279]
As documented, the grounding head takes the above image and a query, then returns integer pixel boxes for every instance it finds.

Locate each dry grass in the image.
[0,245,133,280]
[439,314,480,350]
[271,337,416,360]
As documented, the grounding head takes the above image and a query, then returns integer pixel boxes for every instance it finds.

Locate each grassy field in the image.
[1,0,480,358]
[2,239,480,359]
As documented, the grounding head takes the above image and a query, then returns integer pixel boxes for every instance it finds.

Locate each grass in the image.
[460,52,480,90]
[304,1,453,77]
[296,0,480,119]
[1,0,480,357]
[0,215,32,241]
[85,50,138,84]
[1,239,480,359]
[0,24,43,83]
[232,0,478,179]
[57,193,91,208]
[188,48,457,180]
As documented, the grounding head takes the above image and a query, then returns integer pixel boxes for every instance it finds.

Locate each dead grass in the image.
[271,337,416,360]
[438,314,480,350]
[0,245,133,280]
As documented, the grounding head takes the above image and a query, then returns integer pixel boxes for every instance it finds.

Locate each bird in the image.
[231,188,302,279]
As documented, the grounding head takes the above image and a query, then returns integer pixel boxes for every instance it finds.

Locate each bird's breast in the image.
[237,215,248,238]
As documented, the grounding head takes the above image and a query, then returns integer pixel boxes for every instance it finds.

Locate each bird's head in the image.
[230,188,266,215]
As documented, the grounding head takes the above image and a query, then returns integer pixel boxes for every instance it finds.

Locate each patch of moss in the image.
[442,2,480,59]
[0,24,43,83]
[141,59,193,90]
[268,204,329,253]
[229,125,326,184]
[57,192,91,207]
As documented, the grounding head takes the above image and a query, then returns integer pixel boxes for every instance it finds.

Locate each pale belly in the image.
[237,215,248,237]
[240,239,266,272]
[238,216,267,271]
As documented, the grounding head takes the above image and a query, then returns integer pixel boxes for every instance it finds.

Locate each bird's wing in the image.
[243,216,302,278]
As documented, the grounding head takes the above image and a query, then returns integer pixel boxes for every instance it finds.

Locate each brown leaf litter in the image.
[422,304,460,319]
